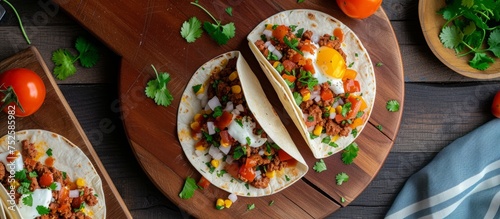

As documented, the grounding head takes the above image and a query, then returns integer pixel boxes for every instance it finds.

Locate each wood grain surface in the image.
[50,0,404,217]
[0,0,499,218]
[0,47,132,218]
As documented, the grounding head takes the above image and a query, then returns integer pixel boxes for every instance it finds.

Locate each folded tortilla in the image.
[0,130,105,219]
[247,9,376,158]
[177,51,308,197]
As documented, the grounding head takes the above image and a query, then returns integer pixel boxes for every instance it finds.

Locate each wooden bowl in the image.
[419,0,500,79]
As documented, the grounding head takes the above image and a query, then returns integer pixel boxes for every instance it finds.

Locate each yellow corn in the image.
[264,150,272,156]
[220,140,230,147]
[76,178,86,188]
[190,121,200,130]
[195,144,207,151]
[273,61,281,68]
[332,135,339,142]
[216,198,225,207]
[313,125,323,136]
[336,106,343,114]
[194,113,202,121]
[224,199,233,208]
[195,85,204,95]
[302,92,311,101]
[330,106,336,114]
[229,71,238,81]
[265,170,276,178]
[231,85,241,94]
[211,159,220,168]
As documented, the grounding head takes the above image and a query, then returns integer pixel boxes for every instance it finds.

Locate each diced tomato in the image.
[215,111,233,129]
[346,96,362,119]
[58,186,69,203]
[239,165,256,182]
[320,89,334,101]
[278,149,293,161]
[343,69,357,80]
[291,53,303,63]
[334,28,344,43]
[197,176,211,189]
[282,60,297,72]
[282,74,296,83]
[225,162,240,179]
[45,156,55,167]
[72,196,84,209]
[272,25,289,43]
[39,172,54,187]
[303,59,315,74]
[299,88,310,97]
[219,130,233,147]
[343,79,360,93]
[335,114,345,123]
[58,203,71,213]
[300,43,316,54]
[245,155,259,168]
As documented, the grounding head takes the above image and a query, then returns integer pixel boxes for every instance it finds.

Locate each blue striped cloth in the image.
[386,119,500,219]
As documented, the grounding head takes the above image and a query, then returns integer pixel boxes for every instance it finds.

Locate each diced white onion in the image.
[204,103,211,111]
[200,94,208,107]
[311,33,320,44]
[272,50,283,60]
[69,190,80,198]
[258,149,265,156]
[228,193,238,203]
[254,170,262,180]
[194,149,204,156]
[231,109,240,116]
[225,101,234,112]
[337,99,344,105]
[314,95,321,102]
[307,125,315,132]
[264,41,272,47]
[54,182,61,191]
[219,145,231,155]
[209,145,224,160]
[207,122,216,135]
[329,112,336,120]
[303,113,309,120]
[263,29,272,39]
[225,156,234,165]
[207,96,221,110]
[332,101,339,109]
[268,44,276,53]
[235,104,244,112]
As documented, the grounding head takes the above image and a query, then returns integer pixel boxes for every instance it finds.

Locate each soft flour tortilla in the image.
[247,9,376,158]
[177,51,308,197]
[0,130,105,219]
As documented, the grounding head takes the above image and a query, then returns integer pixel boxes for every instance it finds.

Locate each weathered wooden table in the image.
[0,0,499,218]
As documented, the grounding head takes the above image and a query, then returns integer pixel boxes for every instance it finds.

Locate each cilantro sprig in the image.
[145,65,174,107]
[313,159,327,172]
[189,1,236,45]
[438,0,500,70]
[52,36,99,80]
[179,176,197,199]
[342,142,359,164]
[181,17,203,43]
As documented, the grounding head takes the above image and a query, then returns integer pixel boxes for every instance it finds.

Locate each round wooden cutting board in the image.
[117,2,404,218]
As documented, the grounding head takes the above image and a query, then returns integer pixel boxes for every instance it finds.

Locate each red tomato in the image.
[225,162,240,179]
[0,68,46,117]
[336,0,383,19]
[282,60,297,72]
[303,59,315,74]
[272,25,289,43]
[278,149,293,161]
[239,165,256,182]
[320,89,334,101]
[346,95,362,119]
[492,91,500,118]
[39,172,54,187]
[58,186,69,203]
[343,79,360,93]
[197,176,211,189]
[219,130,234,146]
[72,196,84,209]
[215,111,233,129]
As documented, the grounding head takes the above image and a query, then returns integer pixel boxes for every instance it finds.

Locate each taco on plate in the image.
[0,130,105,219]
[177,51,308,197]
[247,10,376,158]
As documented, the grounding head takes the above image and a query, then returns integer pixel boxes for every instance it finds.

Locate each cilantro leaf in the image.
[342,143,359,164]
[247,203,255,210]
[179,176,197,199]
[313,159,327,172]
[225,7,233,16]
[469,52,494,70]
[293,92,303,106]
[48,182,57,190]
[386,100,400,112]
[29,171,38,178]
[191,2,235,45]
[221,23,236,39]
[52,49,77,80]
[488,29,500,58]
[439,26,463,49]
[181,17,203,43]
[298,0,305,3]
[36,205,50,215]
[192,84,202,93]
[336,172,349,185]
[22,195,33,206]
[377,125,383,131]
[46,148,53,157]
[145,65,174,107]
[75,36,99,68]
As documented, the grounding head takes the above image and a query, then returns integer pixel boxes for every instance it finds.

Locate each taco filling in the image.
[254,24,368,144]
[0,139,98,219]
[190,57,297,189]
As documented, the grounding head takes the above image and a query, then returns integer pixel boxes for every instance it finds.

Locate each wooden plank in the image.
[0,47,132,218]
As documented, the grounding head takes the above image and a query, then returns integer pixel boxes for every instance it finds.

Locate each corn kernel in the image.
[313,125,323,136]
[76,178,86,188]
[273,61,281,68]
[330,106,336,114]
[231,85,241,94]
[332,135,339,141]
[211,159,220,168]
[195,85,204,95]
[265,170,276,178]
[229,71,238,81]
[216,198,225,207]
[302,92,311,101]
[194,113,202,121]
[336,106,343,114]
[190,121,200,131]
[224,199,233,208]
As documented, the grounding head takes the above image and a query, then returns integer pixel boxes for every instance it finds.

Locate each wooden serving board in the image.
[0,47,132,219]
[54,0,404,217]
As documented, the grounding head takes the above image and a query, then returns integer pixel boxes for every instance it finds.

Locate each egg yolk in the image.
[316,46,346,79]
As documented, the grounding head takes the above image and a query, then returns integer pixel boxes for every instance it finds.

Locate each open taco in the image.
[0,130,105,219]
[247,10,376,158]
[177,51,308,197]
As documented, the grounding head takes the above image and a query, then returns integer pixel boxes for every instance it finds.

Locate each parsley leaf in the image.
[36,205,50,215]
[22,195,33,207]
[470,52,494,70]
[181,17,203,43]
[342,142,359,164]
[179,176,197,199]
[191,2,236,45]
[75,36,99,68]
[488,29,500,58]
[386,100,400,112]
[440,26,463,49]
[225,7,233,16]
[313,159,327,172]
[212,106,223,118]
[336,172,349,185]
[145,65,174,107]
[341,102,352,117]
[52,49,77,80]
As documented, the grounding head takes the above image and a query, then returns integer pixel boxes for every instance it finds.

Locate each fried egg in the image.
[303,44,347,94]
